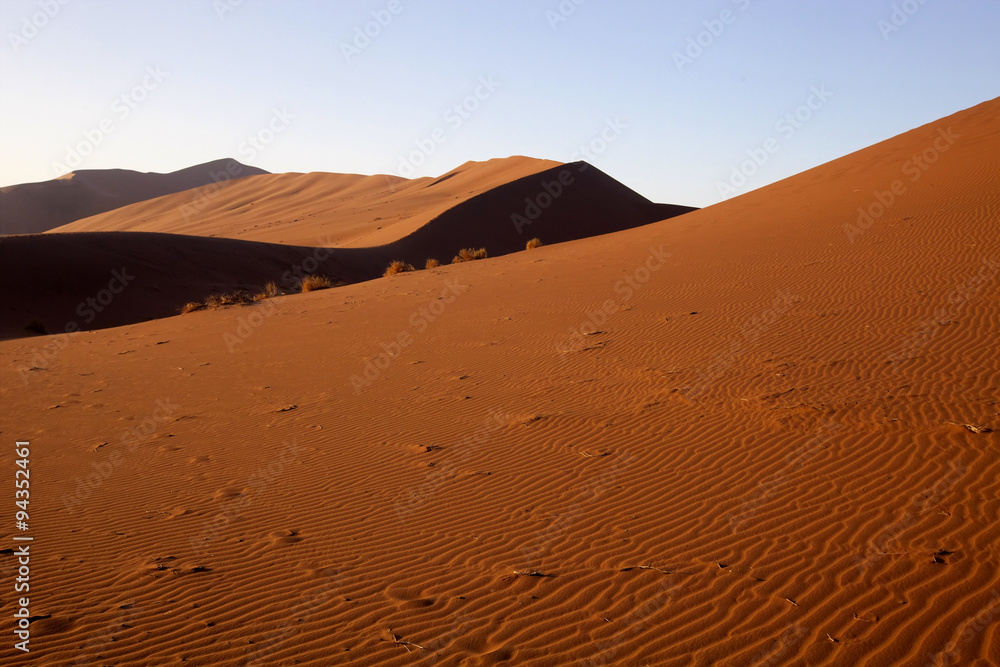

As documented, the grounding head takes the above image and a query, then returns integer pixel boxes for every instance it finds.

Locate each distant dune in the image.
[0,160,694,338]
[0,158,268,235]
[51,156,564,246]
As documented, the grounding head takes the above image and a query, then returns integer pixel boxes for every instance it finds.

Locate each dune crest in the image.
[0,159,694,339]
[0,158,268,235]
[50,155,564,247]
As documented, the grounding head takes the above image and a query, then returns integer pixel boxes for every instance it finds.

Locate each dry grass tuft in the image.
[182,289,257,314]
[452,247,488,263]
[425,258,440,269]
[300,274,335,292]
[383,261,416,277]
[181,275,338,314]
[526,238,543,249]
[255,281,279,301]
[206,290,256,308]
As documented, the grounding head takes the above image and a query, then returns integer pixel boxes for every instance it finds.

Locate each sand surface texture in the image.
[0,99,997,665]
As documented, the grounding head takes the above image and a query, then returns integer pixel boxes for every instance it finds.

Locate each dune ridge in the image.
[47,156,564,247]
[0,161,694,339]
[0,158,269,235]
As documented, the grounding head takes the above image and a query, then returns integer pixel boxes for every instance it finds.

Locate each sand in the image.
[47,156,563,247]
[0,98,997,665]
[0,159,693,339]
[0,159,269,236]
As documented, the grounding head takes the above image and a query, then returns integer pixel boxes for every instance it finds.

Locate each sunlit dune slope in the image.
[0,99,997,666]
[0,159,268,235]
[49,156,563,247]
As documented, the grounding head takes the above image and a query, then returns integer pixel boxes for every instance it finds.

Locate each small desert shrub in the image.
[383,261,416,277]
[182,283,283,314]
[526,238,543,249]
[425,258,440,269]
[300,274,335,292]
[24,319,47,334]
[205,290,255,308]
[452,247,488,263]
[255,281,279,301]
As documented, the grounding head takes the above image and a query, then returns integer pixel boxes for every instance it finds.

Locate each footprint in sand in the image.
[268,529,304,546]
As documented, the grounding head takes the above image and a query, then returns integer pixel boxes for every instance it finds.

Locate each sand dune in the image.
[1,99,998,665]
[49,156,563,247]
[0,159,268,235]
[0,232,366,340]
[0,161,693,339]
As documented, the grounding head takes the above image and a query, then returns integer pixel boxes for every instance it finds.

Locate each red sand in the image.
[0,159,268,235]
[0,159,693,339]
[0,99,997,665]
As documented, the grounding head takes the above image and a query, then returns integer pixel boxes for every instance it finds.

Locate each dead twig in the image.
[620,565,677,574]
[386,633,426,652]
[944,421,992,434]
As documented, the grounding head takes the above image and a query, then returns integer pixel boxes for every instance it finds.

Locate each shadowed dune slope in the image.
[0,159,268,235]
[379,161,696,267]
[49,156,564,247]
[0,161,693,339]
[0,99,998,666]
[0,232,370,339]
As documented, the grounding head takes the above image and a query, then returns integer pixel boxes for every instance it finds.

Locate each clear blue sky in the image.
[1,0,997,206]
